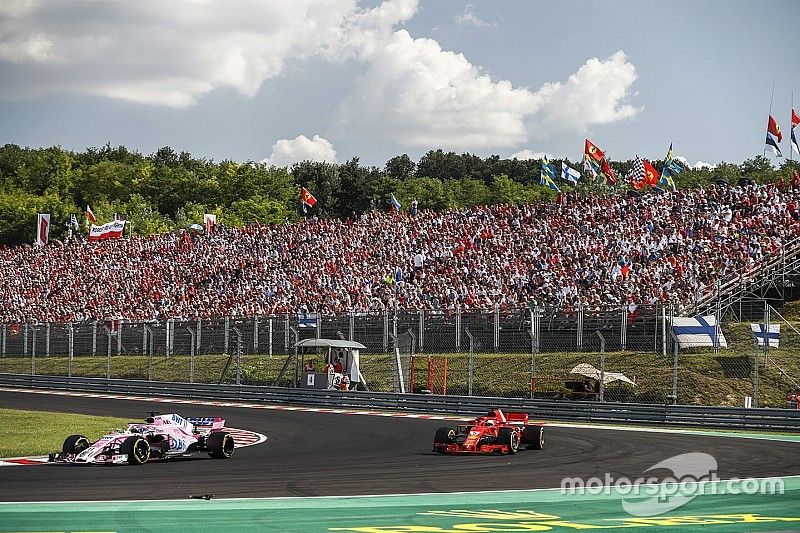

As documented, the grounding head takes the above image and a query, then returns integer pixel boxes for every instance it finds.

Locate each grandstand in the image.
[1,181,798,324]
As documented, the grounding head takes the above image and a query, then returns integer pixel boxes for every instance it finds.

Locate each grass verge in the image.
[0,408,131,458]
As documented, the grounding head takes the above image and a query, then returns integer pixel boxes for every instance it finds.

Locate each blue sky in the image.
[1,0,798,169]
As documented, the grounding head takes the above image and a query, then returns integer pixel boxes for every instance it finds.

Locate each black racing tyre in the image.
[121,436,150,465]
[433,427,456,444]
[522,425,544,450]
[497,427,519,455]
[62,434,90,454]
[207,431,235,459]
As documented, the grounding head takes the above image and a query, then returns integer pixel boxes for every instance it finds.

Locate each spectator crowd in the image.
[1,182,798,324]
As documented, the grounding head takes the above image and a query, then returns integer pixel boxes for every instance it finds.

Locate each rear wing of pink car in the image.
[186,417,226,432]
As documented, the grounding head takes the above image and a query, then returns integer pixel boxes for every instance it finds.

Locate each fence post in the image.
[390,333,404,394]
[197,318,202,355]
[1,324,5,356]
[253,315,259,352]
[23,323,28,355]
[144,324,154,381]
[465,327,474,396]
[596,331,606,402]
[494,304,500,352]
[230,327,242,386]
[187,326,196,383]
[284,315,290,350]
[46,322,50,357]
[348,312,354,341]
[30,325,36,375]
[418,310,424,352]
[290,326,299,388]
[106,327,112,379]
[269,317,273,358]
[752,337,760,409]
[92,321,97,355]
[577,303,584,351]
[68,324,74,377]
[383,310,389,353]
[224,316,230,355]
[455,308,461,352]
[529,306,541,399]
[620,305,627,351]
[669,331,679,405]
[142,323,147,356]
[117,321,123,357]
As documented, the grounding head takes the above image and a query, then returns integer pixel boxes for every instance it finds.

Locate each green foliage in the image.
[0,143,794,246]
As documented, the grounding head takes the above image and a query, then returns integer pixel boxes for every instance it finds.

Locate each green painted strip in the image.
[2,477,800,532]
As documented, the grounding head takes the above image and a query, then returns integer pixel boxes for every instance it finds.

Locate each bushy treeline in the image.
[0,142,797,246]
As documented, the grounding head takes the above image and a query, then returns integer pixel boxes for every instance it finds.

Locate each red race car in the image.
[432,408,544,455]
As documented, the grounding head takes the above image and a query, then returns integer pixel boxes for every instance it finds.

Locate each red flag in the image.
[643,160,660,186]
[768,115,783,142]
[792,108,799,129]
[86,205,97,224]
[585,139,605,162]
[301,186,317,212]
[601,159,617,185]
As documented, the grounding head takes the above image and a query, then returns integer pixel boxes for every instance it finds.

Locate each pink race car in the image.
[49,413,235,465]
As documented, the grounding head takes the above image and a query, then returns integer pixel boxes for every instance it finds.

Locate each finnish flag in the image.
[672,315,727,349]
[561,162,581,185]
[750,323,780,347]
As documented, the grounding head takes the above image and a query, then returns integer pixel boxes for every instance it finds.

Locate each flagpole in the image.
[791,91,794,165]
[764,82,775,158]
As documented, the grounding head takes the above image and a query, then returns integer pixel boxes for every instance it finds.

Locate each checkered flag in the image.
[626,157,645,183]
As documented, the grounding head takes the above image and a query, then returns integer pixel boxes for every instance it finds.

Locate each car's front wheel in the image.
[497,428,519,454]
[62,434,90,455]
[207,432,235,459]
[121,436,150,465]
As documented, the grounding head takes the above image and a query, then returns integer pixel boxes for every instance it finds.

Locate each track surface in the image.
[1,390,798,502]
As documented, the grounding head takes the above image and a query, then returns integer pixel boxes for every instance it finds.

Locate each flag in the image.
[583,154,599,179]
[766,133,783,157]
[36,213,50,246]
[204,213,217,233]
[301,186,317,213]
[540,159,560,192]
[561,162,580,185]
[793,108,800,129]
[672,315,728,349]
[88,220,125,242]
[626,157,647,190]
[792,128,800,156]
[768,115,783,142]
[600,159,617,186]
[659,143,681,191]
[750,323,780,347]
[69,214,79,231]
[585,139,605,162]
[792,108,800,156]
[390,193,402,211]
[643,160,660,186]
[298,313,318,328]
[86,205,97,224]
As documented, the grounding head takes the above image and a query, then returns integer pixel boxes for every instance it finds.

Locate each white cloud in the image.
[675,156,715,170]
[262,135,337,167]
[0,0,363,107]
[454,4,494,27]
[510,149,551,161]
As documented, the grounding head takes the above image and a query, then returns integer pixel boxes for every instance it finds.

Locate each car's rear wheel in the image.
[207,431,235,458]
[62,434,90,454]
[522,425,544,450]
[121,436,150,465]
[497,428,519,454]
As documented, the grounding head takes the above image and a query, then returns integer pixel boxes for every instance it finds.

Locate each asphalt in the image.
[1,390,798,502]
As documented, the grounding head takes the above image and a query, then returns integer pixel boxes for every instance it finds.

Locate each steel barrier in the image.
[1,373,798,432]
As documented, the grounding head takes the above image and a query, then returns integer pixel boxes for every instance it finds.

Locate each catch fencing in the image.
[1,301,798,408]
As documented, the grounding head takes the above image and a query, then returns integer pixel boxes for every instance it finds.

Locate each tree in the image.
[385,154,416,180]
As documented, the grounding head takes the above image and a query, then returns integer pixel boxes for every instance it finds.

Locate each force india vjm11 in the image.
[433,409,544,455]
[49,413,235,465]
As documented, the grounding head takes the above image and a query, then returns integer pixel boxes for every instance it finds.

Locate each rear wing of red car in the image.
[504,412,529,424]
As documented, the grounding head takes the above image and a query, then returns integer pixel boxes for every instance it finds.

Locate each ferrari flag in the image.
[301,186,317,213]
[585,139,605,162]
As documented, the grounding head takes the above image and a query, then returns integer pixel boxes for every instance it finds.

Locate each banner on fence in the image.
[751,323,780,347]
[88,220,126,242]
[298,313,318,328]
[672,315,727,349]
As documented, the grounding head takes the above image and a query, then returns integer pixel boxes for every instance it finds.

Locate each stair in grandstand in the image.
[692,236,800,318]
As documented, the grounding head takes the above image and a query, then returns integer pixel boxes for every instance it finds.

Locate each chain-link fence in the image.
[1,301,798,408]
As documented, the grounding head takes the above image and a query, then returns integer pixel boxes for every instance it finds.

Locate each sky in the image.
[1,0,799,170]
